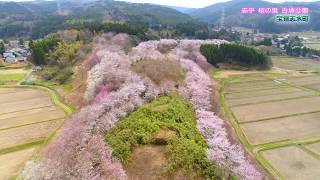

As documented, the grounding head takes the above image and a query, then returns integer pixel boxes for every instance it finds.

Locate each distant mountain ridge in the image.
[189,0,320,33]
[167,6,197,14]
[0,0,196,38]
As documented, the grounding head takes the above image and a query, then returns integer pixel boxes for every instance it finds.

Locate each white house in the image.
[3,52,15,63]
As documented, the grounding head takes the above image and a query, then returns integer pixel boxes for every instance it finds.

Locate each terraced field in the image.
[221,73,320,180]
[271,56,320,73]
[0,88,67,179]
[0,68,29,85]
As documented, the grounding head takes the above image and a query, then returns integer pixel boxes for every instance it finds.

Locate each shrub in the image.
[0,59,5,67]
[168,39,261,179]
[200,44,272,70]
[106,96,217,179]
[132,59,185,85]
[177,59,262,180]
[55,67,73,84]
[40,67,58,81]
[29,36,60,65]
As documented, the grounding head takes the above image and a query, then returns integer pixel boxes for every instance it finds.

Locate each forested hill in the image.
[0,0,196,39]
[189,0,320,33]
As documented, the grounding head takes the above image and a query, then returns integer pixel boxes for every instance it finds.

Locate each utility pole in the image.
[57,0,62,15]
[220,7,225,30]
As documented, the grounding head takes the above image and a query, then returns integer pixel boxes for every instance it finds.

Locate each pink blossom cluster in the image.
[168,41,262,180]
[87,33,130,69]
[21,37,260,180]
[21,34,160,180]
[169,39,228,72]
[129,40,166,62]
[94,84,114,104]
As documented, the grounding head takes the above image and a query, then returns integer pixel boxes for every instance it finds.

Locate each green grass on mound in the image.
[106,96,217,179]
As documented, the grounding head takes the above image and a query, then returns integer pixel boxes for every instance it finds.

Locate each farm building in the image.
[311,55,320,60]
[3,52,15,63]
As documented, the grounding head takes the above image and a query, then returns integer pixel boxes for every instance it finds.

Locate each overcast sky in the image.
[118,0,320,8]
[1,0,319,8]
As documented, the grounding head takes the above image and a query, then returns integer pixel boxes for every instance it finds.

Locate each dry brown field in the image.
[0,88,66,179]
[226,90,315,106]
[241,112,320,144]
[0,106,65,130]
[225,87,303,99]
[262,147,320,180]
[225,82,287,93]
[0,119,64,149]
[0,147,37,179]
[306,143,320,155]
[232,97,320,122]
[223,71,320,179]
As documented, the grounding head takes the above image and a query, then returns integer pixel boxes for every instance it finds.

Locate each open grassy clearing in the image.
[226,90,315,106]
[0,119,64,149]
[240,112,320,145]
[305,43,320,50]
[306,143,320,155]
[0,147,38,179]
[0,73,26,85]
[232,96,320,123]
[262,146,320,180]
[0,106,65,130]
[0,74,26,81]
[213,70,266,79]
[271,56,320,72]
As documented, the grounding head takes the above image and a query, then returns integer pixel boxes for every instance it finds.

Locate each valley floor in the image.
[0,67,71,179]
[217,57,320,180]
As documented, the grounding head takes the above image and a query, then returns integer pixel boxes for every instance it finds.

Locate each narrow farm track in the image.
[0,85,71,180]
[218,72,320,180]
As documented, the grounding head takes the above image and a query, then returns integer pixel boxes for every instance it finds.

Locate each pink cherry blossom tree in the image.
[168,41,262,180]
[21,37,261,180]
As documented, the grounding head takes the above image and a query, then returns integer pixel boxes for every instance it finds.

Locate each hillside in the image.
[20,34,262,179]
[167,6,197,14]
[0,0,195,38]
[189,0,320,33]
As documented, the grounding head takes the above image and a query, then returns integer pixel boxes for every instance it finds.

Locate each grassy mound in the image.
[106,96,217,179]
[132,59,185,85]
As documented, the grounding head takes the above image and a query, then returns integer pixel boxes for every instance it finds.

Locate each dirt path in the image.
[125,144,201,180]
[125,145,168,180]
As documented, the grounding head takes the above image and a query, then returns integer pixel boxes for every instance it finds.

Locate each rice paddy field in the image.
[271,56,320,72]
[0,88,67,179]
[305,43,320,50]
[0,68,29,85]
[219,58,320,179]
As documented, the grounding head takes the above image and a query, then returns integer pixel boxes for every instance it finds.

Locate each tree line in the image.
[200,44,272,70]
[68,22,154,41]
